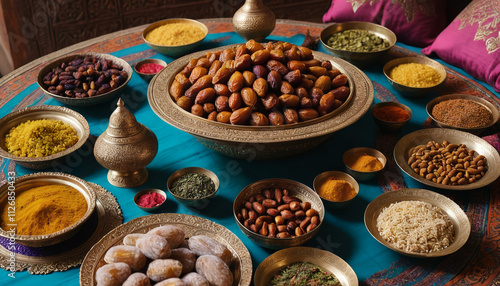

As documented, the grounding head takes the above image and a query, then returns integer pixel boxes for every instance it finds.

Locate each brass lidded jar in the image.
[94,98,158,187]
[232,0,276,42]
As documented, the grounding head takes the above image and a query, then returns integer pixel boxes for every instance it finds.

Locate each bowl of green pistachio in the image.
[166,167,219,208]
[320,21,397,67]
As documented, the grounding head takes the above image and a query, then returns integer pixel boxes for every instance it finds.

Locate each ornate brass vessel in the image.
[94,98,158,187]
[232,0,276,42]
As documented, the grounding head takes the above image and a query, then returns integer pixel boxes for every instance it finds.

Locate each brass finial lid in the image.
[106,98,142,137]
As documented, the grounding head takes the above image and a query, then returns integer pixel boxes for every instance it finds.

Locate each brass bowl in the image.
[0,105,90,169]
[134,188,167,212]
[134,58,167,82]
[233,178,324,249]
[254,246,358,286]
[426,94,500,135]
[0,172,96,247]
[166,167,219,207]
[313,171,359,209]
[371,101,412,133]
[37,53,133,106]
[148,45,374,160]
[343,147,387,181]
[142,18,208,58]
[320,21,397,67]
[383,56,446,97]
[364,188,471,258]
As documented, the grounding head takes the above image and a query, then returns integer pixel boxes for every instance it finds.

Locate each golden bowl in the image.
[383,56,446,97]
[371,101,412,133]
[134,188,167,212]
[148,45,374,160]
[134,58,167,82]
[142,18,208,58]
[37,53,133,106]
[0,172,96,247]
[166,167,219,207]
[320,21,397,67]
[343,147,387,181]
[426,94,500,135]
[233,178,324,249]
[313,171,359,209]
[0,105,90,169]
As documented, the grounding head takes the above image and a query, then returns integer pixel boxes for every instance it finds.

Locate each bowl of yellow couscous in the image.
[142,18,208,58]
[0,105,90,169]
[383,56,446,97]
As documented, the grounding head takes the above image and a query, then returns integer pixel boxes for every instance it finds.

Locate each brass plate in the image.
[79,213,252,286]
[394,128,500,190]
[364,188,471,258]
[0,183,123,274]
[254,246,358,286]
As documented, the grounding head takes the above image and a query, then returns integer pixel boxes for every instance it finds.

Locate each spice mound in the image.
[376,200,455,253]
[5,119,79,157]
[270,261,340,286]
[0,184,88,236]
[373,105,410,122]
[318,178,356,202]
[171,173,215,199]
[346,154,383,172]
[326,29,390,52]
[389,63,441,88]
[431,98,492,129]
[136,192,165,208]
[136,63,164,74]
[145,22,205,46]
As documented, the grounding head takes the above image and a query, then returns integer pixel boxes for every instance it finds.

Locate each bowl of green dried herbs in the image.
[166,167,219,207]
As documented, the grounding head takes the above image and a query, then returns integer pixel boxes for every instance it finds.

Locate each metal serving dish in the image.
[394,128,500,190]
[148,44,374,160]
[364,188,470,258]
[0,105,90,169]
[0,172,96,247]
[37,52,132,106]
[166,166,220,207]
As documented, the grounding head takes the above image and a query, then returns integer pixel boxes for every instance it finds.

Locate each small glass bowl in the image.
[343,147,387,181]
[134,188,167,212]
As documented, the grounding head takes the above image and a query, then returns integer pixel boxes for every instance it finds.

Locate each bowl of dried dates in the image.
[233,178,325,249]
[37,53,132,106]
[148,40,374,159]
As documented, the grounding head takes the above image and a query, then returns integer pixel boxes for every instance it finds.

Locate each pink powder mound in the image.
[137,192,165,208]
[137,63,164,74]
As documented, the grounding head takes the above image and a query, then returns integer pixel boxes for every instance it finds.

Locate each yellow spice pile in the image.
[390,63,441,88]
[145,23,205,46]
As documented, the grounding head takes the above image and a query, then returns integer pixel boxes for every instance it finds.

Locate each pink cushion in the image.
[322,0,448,47]
[422,0,500,92]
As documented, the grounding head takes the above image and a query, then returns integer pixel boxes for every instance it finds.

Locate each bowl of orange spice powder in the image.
[0,172,96,247]
[371,101,412,133]
[313,171,359,208]
[343,147,387,181]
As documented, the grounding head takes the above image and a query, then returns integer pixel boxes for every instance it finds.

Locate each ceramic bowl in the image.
[134,58,167,81]
[383,56,446,97]
[166,167,219,207]
[426,93,500,135]
[313,171,359,209]
[134,188,167,212]
[0,172,96,247]
[233,178,324,249]
[142,18,208,58]
[37,52,132,106]
[0,105,90,169]
[343,147,387,181]
[320,21,397,67]
[371,101,412,133]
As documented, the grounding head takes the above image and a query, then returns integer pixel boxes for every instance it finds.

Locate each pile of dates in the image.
[236,187,321,238]
[41,55,128,98]
[95,224,234,286]
[170,39,350,125]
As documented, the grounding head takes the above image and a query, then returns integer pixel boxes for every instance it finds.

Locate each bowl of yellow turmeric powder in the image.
[0,172,96,247]
[313,171,359,208]
[343,147,387,181]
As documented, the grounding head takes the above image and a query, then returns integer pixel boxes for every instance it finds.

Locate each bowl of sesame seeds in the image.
[426,94,499,135]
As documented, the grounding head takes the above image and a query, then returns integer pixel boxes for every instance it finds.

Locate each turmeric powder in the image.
[318,178,357,202]
[348,154,383,172]
[0,185,87,236]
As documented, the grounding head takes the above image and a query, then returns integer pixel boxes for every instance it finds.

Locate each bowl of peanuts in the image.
[148,40,375,160]
[233,178,325,249]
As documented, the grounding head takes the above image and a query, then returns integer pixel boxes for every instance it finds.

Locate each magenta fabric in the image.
[422,0,500,92]
[322,0,448,47]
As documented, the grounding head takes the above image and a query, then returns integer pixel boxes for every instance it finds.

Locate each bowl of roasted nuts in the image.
[148,40,375,159]
[233,178,325,249]
[320,21,397,67]
[37,53,132,106]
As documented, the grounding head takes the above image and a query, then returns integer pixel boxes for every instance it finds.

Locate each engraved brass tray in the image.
[148,44,374,159]
[79,213,252,286]
[364,188,471,258]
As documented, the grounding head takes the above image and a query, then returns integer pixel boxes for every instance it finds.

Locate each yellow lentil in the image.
[145,23,205,46]
[5,119,79,157]
[389,63,441,87]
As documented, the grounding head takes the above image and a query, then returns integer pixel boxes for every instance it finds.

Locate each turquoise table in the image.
[1,19,500,285]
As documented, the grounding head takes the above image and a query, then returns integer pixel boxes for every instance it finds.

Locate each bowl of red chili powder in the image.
[134,59,167,81]
[371,101,412,133]
[134,188,167,212]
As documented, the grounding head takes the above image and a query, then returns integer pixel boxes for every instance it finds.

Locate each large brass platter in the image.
[148,44,374,159]
[254,246,358,286]
[364,188,471,258]
[394,128,500,190]
[79,213,252,286]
